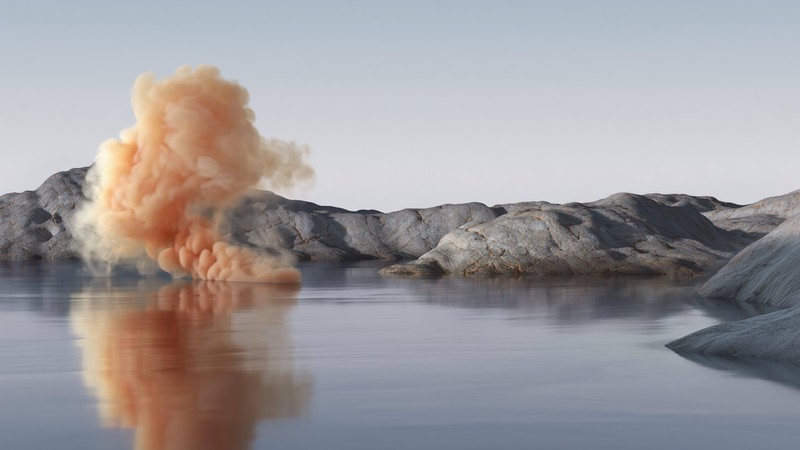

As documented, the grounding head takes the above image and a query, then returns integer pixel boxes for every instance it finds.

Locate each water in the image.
[0,261,798,450]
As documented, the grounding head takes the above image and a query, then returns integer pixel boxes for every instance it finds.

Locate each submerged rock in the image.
[380,193,747,278]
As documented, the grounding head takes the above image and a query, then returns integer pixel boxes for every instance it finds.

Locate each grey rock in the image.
[226,191,500,261]
[668,204,800,364]
[642,193,740,213]
[0,167,500,262]
[703,189,800,238]
[667,307,800,364]
[0,167,88,260]
[380,193,745,278]
[697,214,800,308]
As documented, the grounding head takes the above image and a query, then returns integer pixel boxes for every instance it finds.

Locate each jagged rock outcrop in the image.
[380,193,750,278]
[0,167,88,259]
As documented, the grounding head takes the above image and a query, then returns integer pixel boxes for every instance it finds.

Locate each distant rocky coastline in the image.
[2,167,800,365]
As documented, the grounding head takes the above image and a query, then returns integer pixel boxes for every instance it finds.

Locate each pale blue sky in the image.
[1,1,798,211]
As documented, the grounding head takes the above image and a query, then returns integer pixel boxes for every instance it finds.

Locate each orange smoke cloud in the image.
[71,281,311,450]
[78,65,313,283]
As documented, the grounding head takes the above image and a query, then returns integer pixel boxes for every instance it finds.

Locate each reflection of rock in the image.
[0,260,91,317]
[396,276,767,328]
[70,281,311,450]
[666,348,800,392]
[381,194,746,278]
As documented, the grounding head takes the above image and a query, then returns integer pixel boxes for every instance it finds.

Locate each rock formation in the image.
[0,167,87,260]
[667,211,800,363]
[697,214,800,309]
[8,166,800,365]
[0,167,500,262]
[2,167,793,280]
[379,193,755,278]
[226,191,500,261]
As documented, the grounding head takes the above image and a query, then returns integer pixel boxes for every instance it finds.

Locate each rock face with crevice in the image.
[380,193,753,278]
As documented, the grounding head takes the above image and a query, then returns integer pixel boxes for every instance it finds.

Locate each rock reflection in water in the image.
[70,280,312,450]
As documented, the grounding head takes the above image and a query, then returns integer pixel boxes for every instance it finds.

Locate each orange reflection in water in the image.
[71,281,312,450]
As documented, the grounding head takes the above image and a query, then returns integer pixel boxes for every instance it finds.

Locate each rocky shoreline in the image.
[2,167,800,365]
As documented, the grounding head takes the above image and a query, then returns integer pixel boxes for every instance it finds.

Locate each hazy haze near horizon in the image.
[1,1,798,212]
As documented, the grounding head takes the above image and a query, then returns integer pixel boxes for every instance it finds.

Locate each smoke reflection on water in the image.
[69,280,312,450]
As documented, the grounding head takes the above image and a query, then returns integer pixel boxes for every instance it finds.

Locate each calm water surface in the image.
[0,261,798,450]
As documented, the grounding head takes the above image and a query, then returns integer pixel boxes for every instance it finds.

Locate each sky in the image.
[1,0,798,212]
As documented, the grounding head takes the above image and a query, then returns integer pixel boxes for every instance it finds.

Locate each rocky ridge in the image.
[380,193,761,278]
[0,167,501,262]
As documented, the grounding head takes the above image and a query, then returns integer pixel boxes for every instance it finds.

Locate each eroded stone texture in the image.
[0,167,88,260]
[381,193,746,278]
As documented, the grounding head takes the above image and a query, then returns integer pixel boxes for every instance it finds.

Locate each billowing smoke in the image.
[77,65,313,283]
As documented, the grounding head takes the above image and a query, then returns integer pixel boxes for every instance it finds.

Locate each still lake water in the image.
[1,260,799,450]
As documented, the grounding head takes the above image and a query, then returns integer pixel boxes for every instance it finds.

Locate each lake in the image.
[1,260,799,450]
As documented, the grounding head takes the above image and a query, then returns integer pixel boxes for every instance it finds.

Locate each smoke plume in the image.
[77,65,313,283]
